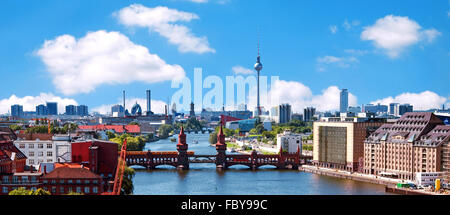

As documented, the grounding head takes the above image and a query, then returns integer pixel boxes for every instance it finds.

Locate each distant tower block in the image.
[123,90,126,113]
[146,90,151,114]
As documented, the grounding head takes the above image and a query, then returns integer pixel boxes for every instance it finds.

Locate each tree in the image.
[110,134,146,151]
[9,124,22,132]
[9,187,50,195]
[209,132,218,145]
[128,121,140,126]
[121,166,135,195]
[106,131,116,140]
[158,124,174,139]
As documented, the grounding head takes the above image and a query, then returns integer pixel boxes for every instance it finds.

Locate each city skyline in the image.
[0,0,449,114]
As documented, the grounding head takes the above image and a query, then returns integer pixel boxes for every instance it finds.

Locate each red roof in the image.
[78,125,140,133]
[42,166,101,179]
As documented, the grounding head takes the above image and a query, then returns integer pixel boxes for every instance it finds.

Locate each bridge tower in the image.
[215,126,227,169]
[177,127,189,170]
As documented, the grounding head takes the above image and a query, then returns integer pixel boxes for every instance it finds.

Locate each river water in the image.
[132,133,388,195]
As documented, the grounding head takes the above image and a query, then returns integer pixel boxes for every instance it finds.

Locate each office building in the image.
[277,130,302,154]
[36,104,48,116]
[399,104,413,116]
[313,120,384,172]
[363,103,388,114]
[304,107,316,122]
[348,106,361,113]
[279,104,292,124]
[363,112,450,180]
[340,89,348,113]
[65,105,76,115]
[46,102,58,115]
[11,105,23,117]
[389,103,400,116]
[76,105,88,116]
[111,105,124,117]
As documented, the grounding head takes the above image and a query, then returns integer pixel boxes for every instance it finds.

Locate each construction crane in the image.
[103,139,127,195]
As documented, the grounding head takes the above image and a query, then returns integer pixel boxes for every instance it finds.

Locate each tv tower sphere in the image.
[254,56,263,72]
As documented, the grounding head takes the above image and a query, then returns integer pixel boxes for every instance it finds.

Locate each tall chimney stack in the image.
[123,90,126,112]
[146,90,151,114]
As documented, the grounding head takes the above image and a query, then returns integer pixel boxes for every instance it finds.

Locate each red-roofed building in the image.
[71,140,118,179]
[41,165,103,195]
[0,132,27,174]
[78,125,140,134]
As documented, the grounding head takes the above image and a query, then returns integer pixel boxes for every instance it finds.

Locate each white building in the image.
[415,172,444,186]
[276,130,302,154]
[14,135,72,169]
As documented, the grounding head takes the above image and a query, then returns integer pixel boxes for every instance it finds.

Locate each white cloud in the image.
[0,93,78,114]
[36,30,185,95]
[188,0,209,3]
[329,25,338,34]
[342,20,360,30]
[344,49,369,56]
[370,91,447,111]
[245,80,357,113]
[92,98,167,115]
[232,66,255,75]
[316,55,358,71]
[361,15,441,58]
[115,4,215,54]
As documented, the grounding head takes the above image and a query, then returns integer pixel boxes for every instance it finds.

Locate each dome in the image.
[131,102,142,116]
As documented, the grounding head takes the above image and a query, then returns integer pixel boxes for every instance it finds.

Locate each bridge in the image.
[125,126,312,170]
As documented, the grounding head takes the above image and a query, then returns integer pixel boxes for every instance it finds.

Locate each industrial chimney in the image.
[123,90,126,113]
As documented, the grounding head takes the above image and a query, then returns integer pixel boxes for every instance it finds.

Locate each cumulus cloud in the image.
[245,80,357,113]
[232,66,255,75]
[370,91,447,111]
[36,30,185,95]
[115,4,215,54]
[0,93,78,114]
[92,98,167,115]
[361,15,441,58]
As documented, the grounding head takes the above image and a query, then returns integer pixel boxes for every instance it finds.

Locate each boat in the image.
[192,140,199,144]
[170,138,177,142]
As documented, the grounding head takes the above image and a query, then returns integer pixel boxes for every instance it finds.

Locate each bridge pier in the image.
[177,127,190,170]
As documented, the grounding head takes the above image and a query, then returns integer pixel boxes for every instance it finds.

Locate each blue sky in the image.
[0,0,449,114]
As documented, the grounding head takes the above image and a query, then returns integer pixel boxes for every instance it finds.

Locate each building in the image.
[340,89,348,113]
[415,172,445,186]
[348,106,361,113]
[389,103,400,116]
[363,112,450,181]
[277,130,302,154]
[14,135,71,169]
[76,105,89,116]
[11,105,23,117]
[46,102,58,115]
[0,131,27,174]
[71,140,118,179]
[279,104,292,124]
[225,118,257,133]
[65,105,76,115]
[263,118,272,131]
[131,102,142,116]
[111,104,125,117]
[363,103,388,114]
[304,107,316,122]
[78,124,140,135]
[40,163,104,195]
[291,113,303,121]
[36,104,48,116]
[190,102,195,117]
[313,121,384,172]
[399,104,413,116]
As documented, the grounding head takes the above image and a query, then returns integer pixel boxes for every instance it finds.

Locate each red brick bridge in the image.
[125,127,312,170]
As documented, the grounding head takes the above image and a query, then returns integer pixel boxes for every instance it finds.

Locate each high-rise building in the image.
[389,103,400,116]
[399,104,413,116]
[36,104,48,116]
[76,105,89,116]
[363,103,388,114]
[146,90,151,115]
[46,102,58,115]
[340,89,348,113]
[65,105,76,115]
[304,107,316,122]
[11,105,23,117]
[190,102,195,117]
[279,104,292,124]
[111,105,124,117]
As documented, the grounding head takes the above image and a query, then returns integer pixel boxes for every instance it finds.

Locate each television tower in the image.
[254,37,263,117]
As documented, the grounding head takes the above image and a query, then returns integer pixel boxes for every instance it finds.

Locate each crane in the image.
[103,139,127,195]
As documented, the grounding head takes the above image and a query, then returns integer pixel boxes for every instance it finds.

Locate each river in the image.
[132,133,388,195]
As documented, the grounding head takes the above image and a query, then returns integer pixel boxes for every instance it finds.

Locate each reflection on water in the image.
[132,133,388,195]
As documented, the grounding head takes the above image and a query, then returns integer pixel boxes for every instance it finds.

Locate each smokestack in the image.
[165,105,168,116]
[123,90,126,112]
[146,90,151,113]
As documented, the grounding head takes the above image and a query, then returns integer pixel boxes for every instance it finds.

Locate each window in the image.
[84,187,90,194]
[60,180,64,184]
[43,180,48,184]
[60,187,65,194]
[47,144,52,149]
[47,159,53,162]
[28,144,34,149]
[2,177,9,183]
[76,187,81,193]
[76,180,81,184]
[12,176,18,183]
[47,151,53,157]
[28,151,34,157]
[85,180,90,184]
[68,180,73,184]
[68,187,72,193]
[38,144,43,149]
[51,180,56,184]
[38,152,43,156]
[29,159,35,165]
[92,187,98,194]
[31,177,37,183]
[19,144,25,148]
[92,180,98,184]
[2,187,8,194]
[21,176,29,183]
[51,187,56,194]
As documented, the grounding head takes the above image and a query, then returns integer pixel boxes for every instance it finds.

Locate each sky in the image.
[0,0,449,114]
